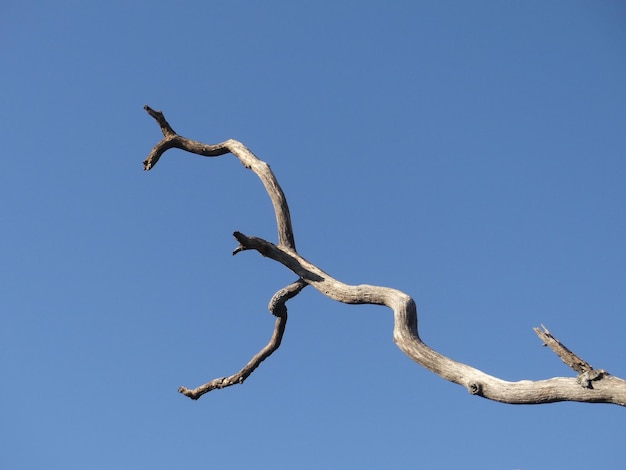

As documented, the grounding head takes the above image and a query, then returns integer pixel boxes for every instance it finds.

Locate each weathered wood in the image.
[144,106,626,406]
[178,279,306,399]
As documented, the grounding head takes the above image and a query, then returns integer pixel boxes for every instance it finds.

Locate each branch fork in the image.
[144,106,626,406]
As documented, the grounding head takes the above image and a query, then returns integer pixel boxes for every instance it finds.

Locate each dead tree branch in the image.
[533,325,610,389]
[144,106,626,406]
[178,279,307,400]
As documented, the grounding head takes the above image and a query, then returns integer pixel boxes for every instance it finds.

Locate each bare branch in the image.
[232,232,626,406]
[144,105,177,138]
[534,324,594,373]
[143,106,295,250]
[534,324,610,389]
[178,279,307,400]
[144,106,626,406]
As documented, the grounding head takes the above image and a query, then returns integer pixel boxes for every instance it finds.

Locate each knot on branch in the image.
[577,369,609,389]
[468,382,483,395]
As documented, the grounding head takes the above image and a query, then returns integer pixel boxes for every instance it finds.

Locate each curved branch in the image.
[233,232,626,406]
[178,279,307,400]
[144,106,626,406]
[143,105,296,250]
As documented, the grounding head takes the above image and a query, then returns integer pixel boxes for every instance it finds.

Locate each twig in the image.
[533,324,592,373]
[534,324,609,389]
[143,106,295,250]
[178,279,307,399]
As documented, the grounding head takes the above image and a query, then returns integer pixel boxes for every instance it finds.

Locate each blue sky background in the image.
[2,1,625,468]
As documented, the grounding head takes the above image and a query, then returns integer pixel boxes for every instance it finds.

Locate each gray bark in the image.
[144,106,626,406]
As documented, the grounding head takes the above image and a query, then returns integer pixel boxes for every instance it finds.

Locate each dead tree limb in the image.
[178,279,307,400]
[143,106,626,406]
[533,324,610,389]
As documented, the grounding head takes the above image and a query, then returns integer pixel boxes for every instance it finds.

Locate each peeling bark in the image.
[144,106,626,406]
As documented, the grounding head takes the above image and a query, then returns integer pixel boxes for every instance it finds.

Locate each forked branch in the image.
[144,106,626,406]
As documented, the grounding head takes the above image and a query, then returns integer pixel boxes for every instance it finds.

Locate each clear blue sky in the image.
[2,1,625,468]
